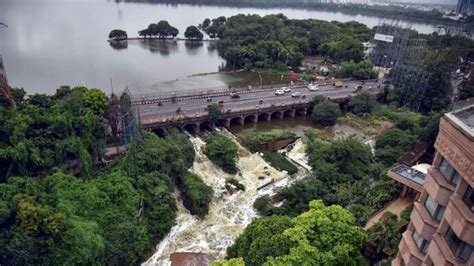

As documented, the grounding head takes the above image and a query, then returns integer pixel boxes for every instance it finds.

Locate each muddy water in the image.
[144,130,307,265]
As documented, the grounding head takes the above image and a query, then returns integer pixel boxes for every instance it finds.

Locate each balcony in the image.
[399,230,425,265]
[445,194,474,245]
[388,164,425,193]
[410,202,438,241]
[424,168,455,206]
[428,233,464,266]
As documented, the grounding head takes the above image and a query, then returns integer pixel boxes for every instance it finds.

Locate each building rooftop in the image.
[390,164,426,186]
[446,98,474,138]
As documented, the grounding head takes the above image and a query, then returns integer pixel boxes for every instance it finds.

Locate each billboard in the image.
[374,33,394,43]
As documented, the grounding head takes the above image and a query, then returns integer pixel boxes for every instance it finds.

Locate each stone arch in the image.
[283,109,296,118]
[216,118,230,128]
[296,108,307,116]
[183,123,199,134]
[167,126,183,134]
[152,127,166,137]
[199,121,214,132]
[258,112,270,122]
[244,114,257,124]
[230,116,243,126]
[271,111,283,120]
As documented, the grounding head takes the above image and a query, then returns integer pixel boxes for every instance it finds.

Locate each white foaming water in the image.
[143,132,308,265]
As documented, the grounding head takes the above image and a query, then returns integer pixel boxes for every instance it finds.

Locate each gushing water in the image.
[143,132,308,265]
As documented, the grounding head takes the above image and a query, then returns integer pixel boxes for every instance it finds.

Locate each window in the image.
[412,230,430,254]
[424,195,445,222]
[445,227,473,261]
[463,186,474,212]
[439,158,461,185]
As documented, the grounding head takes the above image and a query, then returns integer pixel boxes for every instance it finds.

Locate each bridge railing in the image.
[139,97,312,124]
[129,81,307,103]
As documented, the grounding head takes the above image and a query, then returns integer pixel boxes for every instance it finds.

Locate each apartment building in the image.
[391,100,473,265]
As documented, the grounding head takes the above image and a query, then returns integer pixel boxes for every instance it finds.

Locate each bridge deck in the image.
[136,79,383,127]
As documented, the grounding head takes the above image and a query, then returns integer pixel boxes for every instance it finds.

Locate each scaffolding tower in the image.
[369,22,427,69]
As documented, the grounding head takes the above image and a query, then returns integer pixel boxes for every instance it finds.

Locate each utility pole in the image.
[0,22,16,108]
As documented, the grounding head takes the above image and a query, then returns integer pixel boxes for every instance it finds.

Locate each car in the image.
[230,92,240,98]
[291,92,302,98]
[308,85,319,91]
[282,87,291,93]
[275,90,285,95]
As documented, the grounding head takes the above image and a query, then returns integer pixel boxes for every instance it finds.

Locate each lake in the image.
[0,0,438,94]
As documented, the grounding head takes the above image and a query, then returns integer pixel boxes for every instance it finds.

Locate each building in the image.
[391,100,474,265]
[457,0,474,16]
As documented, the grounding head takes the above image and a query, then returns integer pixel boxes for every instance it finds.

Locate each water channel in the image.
[0,0,440,94]
[144,130,310,265]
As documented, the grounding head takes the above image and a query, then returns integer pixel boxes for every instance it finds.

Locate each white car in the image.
[308,85,319,91]
[291,92,302,98]
[275,90,285,95]
[282,87,291,93]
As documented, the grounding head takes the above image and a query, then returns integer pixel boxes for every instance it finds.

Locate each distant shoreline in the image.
[108,37,218,42]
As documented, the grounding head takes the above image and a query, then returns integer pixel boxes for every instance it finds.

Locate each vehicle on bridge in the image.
[291,92,302,98]
[308,84,319,91]
[282,87,291,93]
[230,92,240,98]
[275,89,285,96]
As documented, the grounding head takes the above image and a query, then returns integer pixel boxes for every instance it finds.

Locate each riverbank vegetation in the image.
[0,87,205,264]
[205,133,239,174]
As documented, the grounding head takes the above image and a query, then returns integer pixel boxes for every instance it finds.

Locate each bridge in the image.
[131,79,383,135]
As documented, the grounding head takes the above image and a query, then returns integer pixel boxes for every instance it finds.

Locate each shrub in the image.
[205,134,239,174]
[240,130,296,153]
[262,152,298,175]
[349,92,377,116]
[180,172,213,219]
[312,100,341,126]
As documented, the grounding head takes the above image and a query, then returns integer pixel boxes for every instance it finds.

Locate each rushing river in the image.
[0,0,439,94]
[144,130,309,265]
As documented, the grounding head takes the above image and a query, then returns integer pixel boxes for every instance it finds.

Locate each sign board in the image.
[374,33,394,43]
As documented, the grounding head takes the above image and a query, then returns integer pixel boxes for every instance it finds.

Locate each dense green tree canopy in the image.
[108,29,128,40]
[185,25,204,40]
[312,100,341,126]
[138,20,179,38]
[349,92,377,116]
[205,134,239,174]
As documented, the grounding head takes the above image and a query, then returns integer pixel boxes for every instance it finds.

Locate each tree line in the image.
[108,21,205,41]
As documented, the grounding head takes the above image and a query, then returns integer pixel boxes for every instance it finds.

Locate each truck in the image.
[333,80,343,88]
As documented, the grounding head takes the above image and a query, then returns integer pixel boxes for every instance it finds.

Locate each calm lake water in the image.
[0,0,438,94]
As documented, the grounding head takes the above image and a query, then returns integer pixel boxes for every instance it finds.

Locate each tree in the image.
[185,25,204,40]
[180,172,213,218]
[205,134,239,174]
[349,92,377,116]
[226,216,294,266]
[265,200,367,265]
[367,211,400,259]
[207,103,222,124]
[312,100,341,126]
[108,29,127,41]
[83,88,108,116]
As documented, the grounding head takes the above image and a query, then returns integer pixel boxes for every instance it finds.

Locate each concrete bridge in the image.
[134,79,383,135]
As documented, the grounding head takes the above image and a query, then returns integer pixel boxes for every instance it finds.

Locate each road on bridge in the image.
[136,79,383,125]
